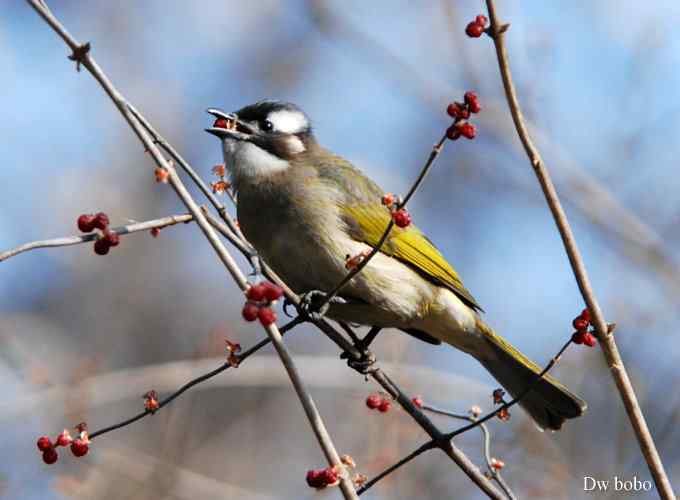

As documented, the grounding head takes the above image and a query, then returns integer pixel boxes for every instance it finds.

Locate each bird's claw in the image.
[341,350,377,374]
[298,290,346,322]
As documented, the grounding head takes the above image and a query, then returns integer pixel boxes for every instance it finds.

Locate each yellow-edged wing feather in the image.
[342,204,482,311]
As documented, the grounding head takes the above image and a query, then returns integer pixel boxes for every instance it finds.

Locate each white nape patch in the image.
[230,141,289,179]
[267,109,308,134]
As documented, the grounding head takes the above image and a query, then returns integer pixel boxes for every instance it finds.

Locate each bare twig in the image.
[0,214,193,262]
[424,405,515,500]
[26,2,358,497]
[483,1,675,498]
[89,317,302,440]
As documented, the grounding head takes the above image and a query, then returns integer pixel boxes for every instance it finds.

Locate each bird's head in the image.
[206,100,314,185]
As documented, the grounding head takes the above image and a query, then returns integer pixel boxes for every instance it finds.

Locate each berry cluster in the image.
[465,14,488,38]
[446,91,480,140]
[381,193,412,228]
[306,466,340,489]
[571,308,597,347]
[241,281,283,326]
[77,212,120,255]
[211,163,231,195]
[36,422,89,465]
[365,393,392,413]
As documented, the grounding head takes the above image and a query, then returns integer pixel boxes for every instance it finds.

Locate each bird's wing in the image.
[313,150,482,311]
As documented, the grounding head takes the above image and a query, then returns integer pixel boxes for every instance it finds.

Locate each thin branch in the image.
[423,405,515,500]
[27,2,358,497]
[89,317,302,440]
[318,132,448,309]
[0,214,193,262]
[484,1,675,498]
[444,338,571,440]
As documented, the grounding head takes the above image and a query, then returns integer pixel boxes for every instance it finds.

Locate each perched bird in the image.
[206,100,586,430]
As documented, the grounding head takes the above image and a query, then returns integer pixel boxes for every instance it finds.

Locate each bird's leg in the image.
[297,290,346,322]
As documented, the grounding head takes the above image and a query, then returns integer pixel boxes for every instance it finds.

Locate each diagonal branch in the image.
[26,2,358,497]
[483,1,675,498]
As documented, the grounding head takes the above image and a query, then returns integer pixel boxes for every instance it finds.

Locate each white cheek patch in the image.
[232,142,289,178]
[287,135,306,154]
[267,109,308,134]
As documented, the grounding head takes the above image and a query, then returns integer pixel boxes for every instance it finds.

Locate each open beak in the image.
[205,108,255,140]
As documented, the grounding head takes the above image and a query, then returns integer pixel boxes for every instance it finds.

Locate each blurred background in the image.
[2,1,679,498]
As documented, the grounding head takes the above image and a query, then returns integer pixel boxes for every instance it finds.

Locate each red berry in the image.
[246,283,267,302]
[42,448,58,465]
[70,439,89,457]
[213,118,228,129]
[77,214,95,233]
[92,212,109,230]
[103,230,120,247]
[475,15,488,27]
[446,125,461,140]
[242,302,259,322]
[321,467,339,485]
[150,227,161,238]
[572,318,588,331]
[459,122,476,139]
[466,21,484,38]
[468,100,481,114]
[580,308,591,323]
[412,396,424,408]
[37,436,53,452]
[306,469,324,488]
[392,208,412,228]
[262,282,283,302]
[571,331,585,344]
[55,431,72,447]
[366,394,381,409]
[258,307,277,326]
[464,91,478,105]
[582,332,597,347]
[446,102,460,118]
[378,399,391,413]
[93,238,110,255]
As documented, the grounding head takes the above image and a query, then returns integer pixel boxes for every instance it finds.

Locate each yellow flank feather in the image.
[341,204,482,311]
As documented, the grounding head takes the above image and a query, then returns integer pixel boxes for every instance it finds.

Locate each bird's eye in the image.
[261,119,274,132]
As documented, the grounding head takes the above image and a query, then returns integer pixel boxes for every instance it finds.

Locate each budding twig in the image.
[0,214,193,262]
[484,1,674,497]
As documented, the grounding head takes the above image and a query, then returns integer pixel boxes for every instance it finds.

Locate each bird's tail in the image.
[474,322,586,430]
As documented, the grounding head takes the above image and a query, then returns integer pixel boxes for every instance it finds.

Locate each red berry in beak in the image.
[213,118,228,129]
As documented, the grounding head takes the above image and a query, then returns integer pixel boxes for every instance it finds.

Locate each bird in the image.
[205,100,586,430]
